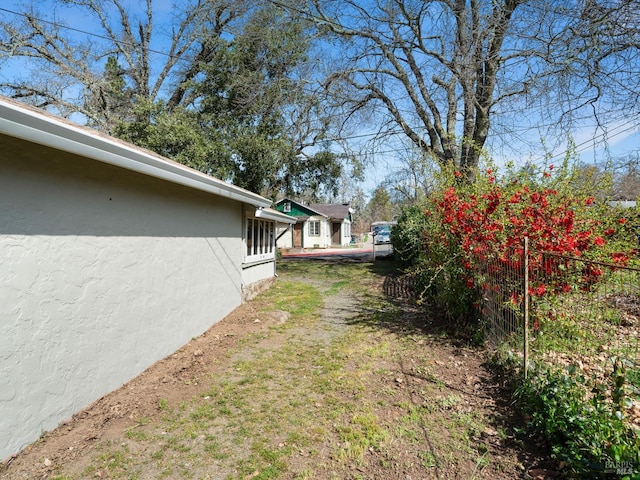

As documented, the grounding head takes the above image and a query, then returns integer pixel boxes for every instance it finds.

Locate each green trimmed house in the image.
[275,198,353,249]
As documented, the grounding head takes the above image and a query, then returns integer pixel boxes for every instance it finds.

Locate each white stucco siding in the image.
[0,136,244,459]
[275,224,293,249]
[341,219,352,246]
[303,216,329,249]
[241,261,276,300]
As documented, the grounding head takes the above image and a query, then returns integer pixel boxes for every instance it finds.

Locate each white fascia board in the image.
[255,208,297,224]
[0,100,271,208]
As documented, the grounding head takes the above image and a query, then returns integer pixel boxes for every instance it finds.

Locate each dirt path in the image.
[1,259,552,479]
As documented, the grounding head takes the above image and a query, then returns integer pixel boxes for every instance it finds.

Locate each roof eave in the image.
[0,99,271,209]
[277,197,327,217]
[256,207,297,224]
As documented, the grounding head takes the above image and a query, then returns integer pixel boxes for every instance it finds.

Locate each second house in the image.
[275,198,353,249]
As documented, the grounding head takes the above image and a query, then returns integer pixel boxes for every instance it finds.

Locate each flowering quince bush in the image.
[390,205,469,319]
[429,165,637,302]
[393,198,478,328]
[392,161,638,332]
[398,163,640,476]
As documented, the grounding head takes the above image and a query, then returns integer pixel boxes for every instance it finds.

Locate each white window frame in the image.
[245,216,275,263]
[308,220,321,236]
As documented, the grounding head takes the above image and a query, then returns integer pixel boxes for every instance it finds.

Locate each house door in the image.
[332,222,341,245]
[293,223,303,248]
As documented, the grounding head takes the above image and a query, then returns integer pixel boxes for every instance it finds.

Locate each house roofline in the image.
[276,197,328,218]
[256,207,297,224]
[0,97,271,208]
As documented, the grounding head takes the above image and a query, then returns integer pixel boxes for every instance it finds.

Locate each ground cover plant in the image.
[1,258,551,479]
[512,362,640,479]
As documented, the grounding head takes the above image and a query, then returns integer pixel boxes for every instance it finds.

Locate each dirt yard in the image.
[1,258,554,479]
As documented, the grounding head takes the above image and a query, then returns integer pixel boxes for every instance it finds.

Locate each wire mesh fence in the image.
[477,239,640,426]
[479,243,640,360]
[477,243,527,350]
[528,251,640,409]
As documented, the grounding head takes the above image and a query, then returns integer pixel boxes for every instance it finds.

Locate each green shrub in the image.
[392,202,478,325]
[391,205,428,268]
[514,364,640,478]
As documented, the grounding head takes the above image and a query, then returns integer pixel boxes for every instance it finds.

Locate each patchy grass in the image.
[6,259,541,480]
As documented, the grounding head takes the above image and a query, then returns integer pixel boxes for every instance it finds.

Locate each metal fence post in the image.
[372,233,376,261]
[523,236,529,379]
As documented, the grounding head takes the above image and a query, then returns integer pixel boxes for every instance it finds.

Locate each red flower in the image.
[528,284,546,296]
[593,236,605,246]
[611,252,629,264]
[618,218,627,225]
[454,171,462,178]
[584,197,594,206]
[486,168,493,175]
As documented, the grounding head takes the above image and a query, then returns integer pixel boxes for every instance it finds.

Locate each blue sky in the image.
[359,122,640,193]
[0,0,191,87]
[2,0,638,197]
[507,121,640,175]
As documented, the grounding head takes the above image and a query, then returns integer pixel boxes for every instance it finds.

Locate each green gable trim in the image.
[276,199,324,218]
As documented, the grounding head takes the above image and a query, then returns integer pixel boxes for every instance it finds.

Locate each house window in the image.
[245,217,275,263]
[309,220,320,236]
[283,202,291,213]
[269,222,274,253]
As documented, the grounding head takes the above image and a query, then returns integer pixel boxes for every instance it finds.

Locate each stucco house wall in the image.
[302,214,331,248]
[0,97,293,461]
[274,215,331,249]
[276,224,294,249]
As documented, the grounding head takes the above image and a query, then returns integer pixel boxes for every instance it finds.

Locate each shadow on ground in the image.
[281,255,556,478]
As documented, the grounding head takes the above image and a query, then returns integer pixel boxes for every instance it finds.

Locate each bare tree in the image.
[0,0,247,132]
[288,0,640,181]
[610,153,640,201]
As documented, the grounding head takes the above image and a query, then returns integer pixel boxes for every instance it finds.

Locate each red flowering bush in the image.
[393,162,638,329]
[428,165,636,299]
[395,164,640,474]
[393,195,478,326]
